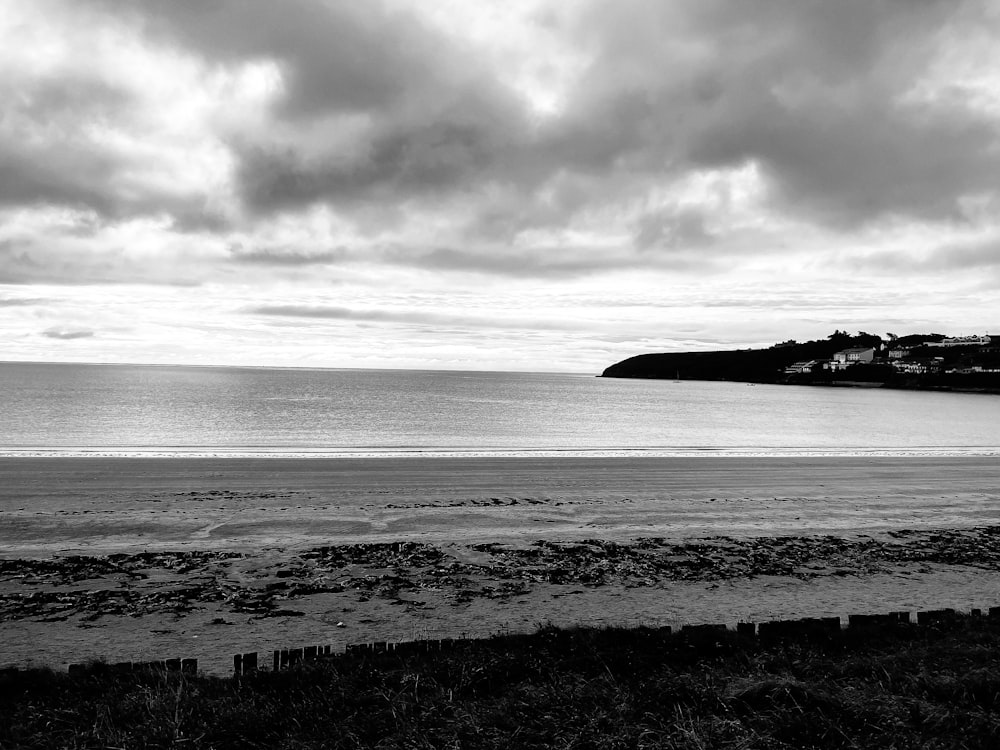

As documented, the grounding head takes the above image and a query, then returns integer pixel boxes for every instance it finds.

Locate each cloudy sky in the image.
[2,0,999,372]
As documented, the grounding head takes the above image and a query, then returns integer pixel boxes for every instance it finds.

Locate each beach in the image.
[4,456,1000,675]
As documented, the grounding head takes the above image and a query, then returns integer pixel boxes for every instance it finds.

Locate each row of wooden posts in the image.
[232,606,998,676]
[233,637,476,675]
[234,644,335,675]
[55,606,997,677]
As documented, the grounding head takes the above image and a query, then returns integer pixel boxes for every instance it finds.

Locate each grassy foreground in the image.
[4,620,1000,749]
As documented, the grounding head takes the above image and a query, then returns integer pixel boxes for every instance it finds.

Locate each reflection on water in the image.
[1,362,999,456]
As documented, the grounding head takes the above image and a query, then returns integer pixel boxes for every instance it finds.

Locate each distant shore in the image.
[601,373,1000,395]
[786,378,1000,395]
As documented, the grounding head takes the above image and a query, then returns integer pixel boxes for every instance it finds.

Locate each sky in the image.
[2,0,999,373]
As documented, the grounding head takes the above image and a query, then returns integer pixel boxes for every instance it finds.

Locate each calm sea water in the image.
[1,362,999,456]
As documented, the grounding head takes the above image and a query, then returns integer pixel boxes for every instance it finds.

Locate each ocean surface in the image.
[2,361,999,457]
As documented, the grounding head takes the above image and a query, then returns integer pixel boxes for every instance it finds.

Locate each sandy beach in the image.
[3,456,1000,675]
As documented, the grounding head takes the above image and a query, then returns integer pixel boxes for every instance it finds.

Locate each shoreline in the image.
[601,373,1000,396]
[4,455,1000,555]
[4,526,1000,675]
[5,456,1000,675]
[4,445,999,458]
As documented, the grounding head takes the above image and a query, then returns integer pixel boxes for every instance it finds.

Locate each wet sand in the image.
[4,456,1000,554]
[3,457,1000,674]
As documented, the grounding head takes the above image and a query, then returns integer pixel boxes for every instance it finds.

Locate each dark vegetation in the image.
[601,331,886,382]
[602,330,1000,392]
[7,528,1000,621]
[5,618,1000,748]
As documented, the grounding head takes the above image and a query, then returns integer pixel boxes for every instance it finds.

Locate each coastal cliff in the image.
[601,331,1000,392]
[601,333,879,383]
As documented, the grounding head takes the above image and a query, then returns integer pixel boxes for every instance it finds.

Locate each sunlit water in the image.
[2,362,999,456]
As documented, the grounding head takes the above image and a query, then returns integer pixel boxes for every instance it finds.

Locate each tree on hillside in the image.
[855,331,883,348]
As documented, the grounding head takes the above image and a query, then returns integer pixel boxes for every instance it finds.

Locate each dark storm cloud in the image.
[0,65,226,225]
[550,0,1000,227]
[131,0,455,119]
[923,240,1000,271]
[852,236,1000,273]
[0,75,131,213]
[7,0,1000,281]
[0,147,118,218]
[633,208,713,251]
[198,0,997,235]
[42,327,94,340]
[0,240,43,285]
[108,0,528,212]
[235,116,516,213]
[0,239,202,286]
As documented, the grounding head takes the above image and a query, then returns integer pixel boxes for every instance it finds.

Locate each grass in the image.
[3,619,1000,748]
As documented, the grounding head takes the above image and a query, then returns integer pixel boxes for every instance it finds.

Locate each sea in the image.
[2,361,999,457]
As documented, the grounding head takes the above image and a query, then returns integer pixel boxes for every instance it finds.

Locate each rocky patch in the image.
[5,527,1000,623]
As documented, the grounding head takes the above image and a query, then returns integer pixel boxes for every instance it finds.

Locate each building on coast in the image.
[892,358,944,375]
[826,347,876,372]
[785,360,820,374]
[926,335,993,347]
[946,365,1000,374]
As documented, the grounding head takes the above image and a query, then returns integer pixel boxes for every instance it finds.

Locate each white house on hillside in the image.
[826,347,875,372]
[927,335,992,347]
[785,360,819,374]
[892,358,943,375]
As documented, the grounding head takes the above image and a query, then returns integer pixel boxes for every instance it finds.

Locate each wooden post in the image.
[273,651,280,671]
[165,658,181,672]
[242,652,258,672]
[849,613,898,629]
[918,608,957,626]
[234,654,243,676]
